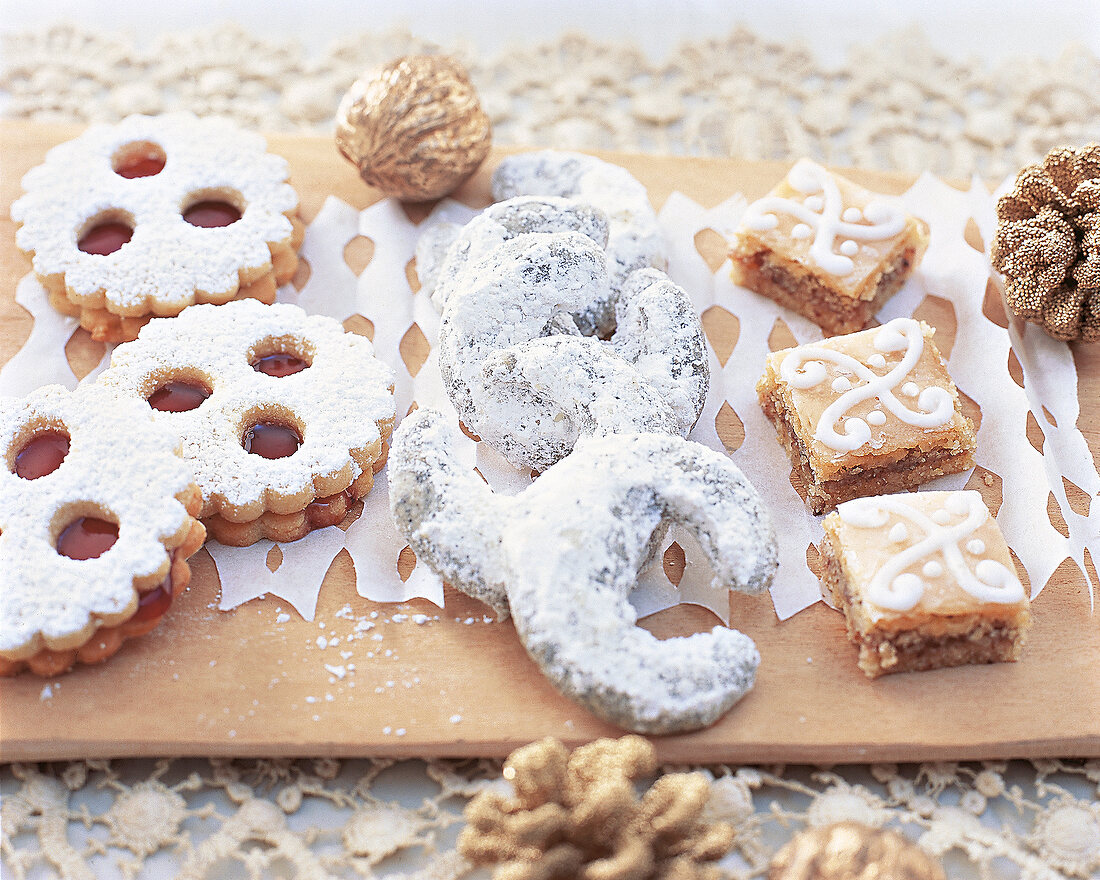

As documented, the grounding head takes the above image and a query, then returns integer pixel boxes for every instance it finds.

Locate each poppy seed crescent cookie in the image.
[96,300,396,546]
[11,112,305,343]
[1,383,206,676]
[431,194,709,471]
[491,150,668,291]
[390,408,777,734]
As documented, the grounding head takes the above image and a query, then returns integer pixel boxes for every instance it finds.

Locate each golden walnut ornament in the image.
[335,54,491,202]
[991,143,1100,342]
[768,822,946,880]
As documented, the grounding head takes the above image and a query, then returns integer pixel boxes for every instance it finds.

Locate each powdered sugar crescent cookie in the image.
[432,196,709,471]
[390,409,777,734]
[96,299,396,546]
[1,383,205,676]
[11,112,304,343]
[491,150,668,291]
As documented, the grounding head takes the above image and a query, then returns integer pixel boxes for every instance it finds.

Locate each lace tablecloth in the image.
[2,20,1099,880]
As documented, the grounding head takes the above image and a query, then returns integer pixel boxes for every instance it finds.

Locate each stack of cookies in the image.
[2,114,396,676]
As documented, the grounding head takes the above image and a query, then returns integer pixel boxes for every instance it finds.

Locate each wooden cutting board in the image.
[1,121,1098,763]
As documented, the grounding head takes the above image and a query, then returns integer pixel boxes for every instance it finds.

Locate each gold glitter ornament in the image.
[768,822,946,880]
[459,736,735,879]
[991,143,1100,342]
[335,55,491,202]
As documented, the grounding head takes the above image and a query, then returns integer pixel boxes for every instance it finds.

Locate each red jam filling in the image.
[243,422,300,459]
[132,576,173,623]
[252,353,308,377]
[184,200,241,228]
[78,222,132,255]
[14,431,69,479]
[147,381,209,413]
[116,154,166,178]
[57,517,118,560]
[305,487,354,524]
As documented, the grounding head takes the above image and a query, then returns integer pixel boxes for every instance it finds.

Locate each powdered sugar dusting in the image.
[432,187,707,471]
[98,299,395,518]
[0,383,194,654]
[491,150,668,289]
[12,112,298,311]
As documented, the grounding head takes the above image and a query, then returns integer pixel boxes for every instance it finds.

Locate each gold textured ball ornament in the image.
[768,822,946,880]
[335,54,491,202]
[991,143,1100,342]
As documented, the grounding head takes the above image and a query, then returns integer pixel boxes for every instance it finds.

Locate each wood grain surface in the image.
[1,122,1097,763]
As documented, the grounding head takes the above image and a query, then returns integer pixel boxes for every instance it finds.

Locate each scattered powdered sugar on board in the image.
[4,175,1095,621]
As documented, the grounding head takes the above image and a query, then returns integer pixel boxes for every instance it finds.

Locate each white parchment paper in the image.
[4,176,1096,623]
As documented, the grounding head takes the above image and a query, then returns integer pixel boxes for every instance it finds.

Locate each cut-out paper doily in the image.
[4,174,1096,623]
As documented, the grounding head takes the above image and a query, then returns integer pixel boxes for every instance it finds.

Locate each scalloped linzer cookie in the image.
[10,112,305,343]
[97,300,396,546]
[1,383,206,676]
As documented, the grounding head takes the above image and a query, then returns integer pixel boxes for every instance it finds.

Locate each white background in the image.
[1,0,1098,65]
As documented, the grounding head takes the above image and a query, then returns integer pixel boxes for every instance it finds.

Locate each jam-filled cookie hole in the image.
[14,430,70,480]
[56,515,119,560]
[133,574,174,623]
[249,336,314,377]
[78,210,134,256]
[243,419,302,459]
[147,378,211,413]
[252,352,309,377]
[182,190,243,228]
[111,140,167,179]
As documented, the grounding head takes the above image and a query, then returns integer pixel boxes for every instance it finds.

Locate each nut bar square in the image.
[820,491,1030,678]
[730,158,929,335]
[757,317,976,515]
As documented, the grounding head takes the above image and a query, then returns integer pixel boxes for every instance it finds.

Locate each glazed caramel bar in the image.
[757,317,976,515]
[730,159,929,336]
[821,491,1030,678]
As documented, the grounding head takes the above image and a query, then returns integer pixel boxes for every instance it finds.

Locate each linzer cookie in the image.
[96,300,396,546]
[730,159,929,335]
[0,383,206,676]
[10,112,304,343]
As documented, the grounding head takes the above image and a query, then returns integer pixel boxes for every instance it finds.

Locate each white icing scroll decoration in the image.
[837,492,1025,611]
[779,316,954,452]
[740,158,907,276]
